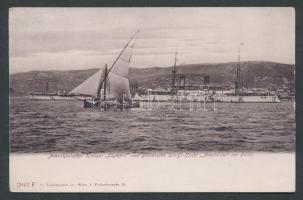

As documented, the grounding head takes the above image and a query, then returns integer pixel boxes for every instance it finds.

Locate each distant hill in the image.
[10,61,295,95]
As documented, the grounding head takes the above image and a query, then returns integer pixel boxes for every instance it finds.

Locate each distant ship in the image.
[217,43,280,103]
[215,90,280,103]
[133,44,280,103]
[25,75,81,100]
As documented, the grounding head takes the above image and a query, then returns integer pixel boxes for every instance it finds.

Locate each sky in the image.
[9,7,295,74]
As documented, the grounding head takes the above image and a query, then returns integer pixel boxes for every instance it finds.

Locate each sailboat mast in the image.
[97,66,106,98]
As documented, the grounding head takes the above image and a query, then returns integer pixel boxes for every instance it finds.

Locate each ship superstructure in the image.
[133,44,280,103]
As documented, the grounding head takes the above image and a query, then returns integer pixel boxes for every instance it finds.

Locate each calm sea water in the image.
[9,98,295,153]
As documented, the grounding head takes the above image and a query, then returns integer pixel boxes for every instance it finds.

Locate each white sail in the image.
[106,39,134,100]
[69,37,135,100]
[69,68,104,96]
[107,72,131,99]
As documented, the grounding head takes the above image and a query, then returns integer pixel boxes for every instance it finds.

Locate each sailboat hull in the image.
[83,100,140,109]
[84,100,93,108]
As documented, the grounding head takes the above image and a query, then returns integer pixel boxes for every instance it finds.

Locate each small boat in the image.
[25,74,85,100]
[69,31,139,110]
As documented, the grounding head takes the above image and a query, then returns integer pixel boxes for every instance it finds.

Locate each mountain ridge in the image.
[9,61,295,95]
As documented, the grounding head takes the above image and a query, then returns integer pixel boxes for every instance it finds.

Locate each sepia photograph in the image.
[9,7,295,192]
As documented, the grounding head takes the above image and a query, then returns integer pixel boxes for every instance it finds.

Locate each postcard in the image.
[9,7,295,192]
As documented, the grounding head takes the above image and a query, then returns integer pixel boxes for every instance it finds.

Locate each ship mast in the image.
[171,50,178,95]
[235,43,243,95]
[44,74,49,94]
[45,80,48,94]
[103,64,108,110]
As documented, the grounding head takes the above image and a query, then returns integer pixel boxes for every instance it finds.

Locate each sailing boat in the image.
[69,32,140,110]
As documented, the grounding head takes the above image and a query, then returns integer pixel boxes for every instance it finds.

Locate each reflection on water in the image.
[9,98,295,153]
